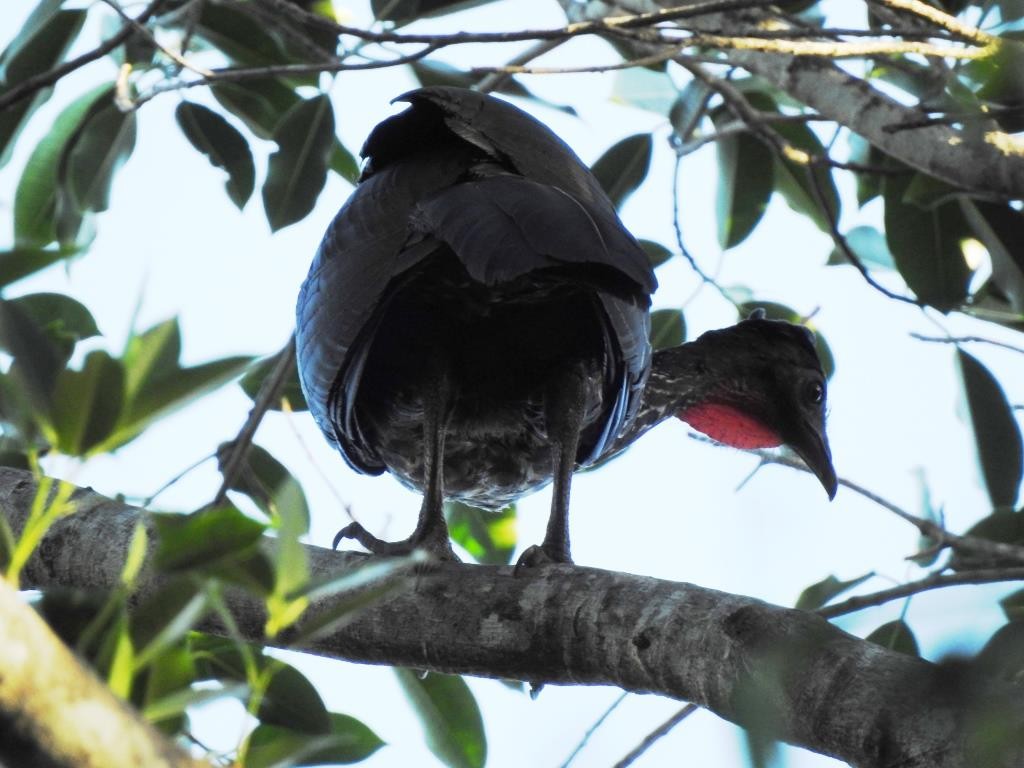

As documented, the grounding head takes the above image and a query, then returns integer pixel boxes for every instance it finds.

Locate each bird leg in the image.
[333,370,457,560]
[517,365,588,568]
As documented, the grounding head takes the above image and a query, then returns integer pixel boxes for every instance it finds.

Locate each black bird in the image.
[296,87,837,564]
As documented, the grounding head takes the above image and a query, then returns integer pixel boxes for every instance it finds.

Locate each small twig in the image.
[98,0,214,77]
[130,44,442,107]
[910,333,1024,356]
[871,0,998,46]
[140,452,217,506]
[475,39,567,94]
[558,691,628,768]
[817,568,1024,619]
[612,703,700,768]
[213,336,296,506]
[672,152,735,306]
[0,0,165,113]
[804,156,925,307]
[731,443,1024,566]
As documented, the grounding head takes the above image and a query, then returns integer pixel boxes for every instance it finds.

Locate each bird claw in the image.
[332,522,460,561]
[514,544,573,574]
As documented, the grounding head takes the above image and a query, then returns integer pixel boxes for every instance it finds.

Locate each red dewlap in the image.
[678,403,782,449]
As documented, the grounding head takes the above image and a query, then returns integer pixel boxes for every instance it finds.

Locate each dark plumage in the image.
[296,87,836,564]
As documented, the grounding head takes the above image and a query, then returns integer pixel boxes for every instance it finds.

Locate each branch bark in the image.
[569,0,1024,199]
[0,571,205,768]
[3,468,1023,767]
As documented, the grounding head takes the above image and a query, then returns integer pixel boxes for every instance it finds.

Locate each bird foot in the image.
[514,543,573,573]
[333,522,460,561]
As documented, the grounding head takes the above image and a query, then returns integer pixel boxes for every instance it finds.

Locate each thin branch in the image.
[671,152,735,306]
[130,45,442,107]
[805,155,925,307]
[818,568,1024,619]
[0,0,166,113]
[733,443,1024,567]
[613,703,700,768]
[474,38,567,94]
[558,691,628,768]
[910,333,1024,356]
[98,0,213,77]
[213,337,296,506]
[251,0,780,45]
[871,0,998,46]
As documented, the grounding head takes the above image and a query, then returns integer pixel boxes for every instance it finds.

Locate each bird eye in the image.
[805,381,824,405]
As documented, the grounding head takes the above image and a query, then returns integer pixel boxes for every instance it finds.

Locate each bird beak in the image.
[786,418,838,500]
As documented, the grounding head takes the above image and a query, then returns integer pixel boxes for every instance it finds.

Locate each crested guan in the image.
[296,86,837,564]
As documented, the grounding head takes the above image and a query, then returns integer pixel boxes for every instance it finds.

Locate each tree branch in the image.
[0,578,205,768]
[0,0,165,113]
[583,0,1024,198]
[3,468,1023,768]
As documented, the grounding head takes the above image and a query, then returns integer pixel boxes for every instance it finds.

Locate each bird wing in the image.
[389,86,657,295]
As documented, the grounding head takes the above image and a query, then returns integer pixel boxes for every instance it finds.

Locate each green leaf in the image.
[50,351,124,455]
[217,443,310,634]
[258,662,330,734]
[10,292,100,346]
[153,506,267,573]
[240,350,308,412]
[192,1,311,78]
[13,84,111,247]
[98,318,252,452]
[669,79,712,144]
[329,142,359,184]
[957,350,1023,509]
[291,553,423,646]
[847,134,885,207]
[60,96,137,214]
[795,572,873,611]
[141,644,198,731]
[865,620,919,656]
[211,78,302,140]
[960,200,1024,314]
[772,119,840,233]
[738,301,834,379]
[883,173,973,311]
[827,226,895,270]
[395,669,486,768]
[262,95,334,231]
[649,308,685,350]
[0,246,79,289]
[446,501,516,565]
[0,7,86,168]
[591,133,653,210]
[611,68,678,114]
[639,239,672,269]
[245,713,384,767]
[974,621,1024,684]
[1001,588,1024,622]
[0,298,65,414]
[175,102,255,209]
[712,106,774,248]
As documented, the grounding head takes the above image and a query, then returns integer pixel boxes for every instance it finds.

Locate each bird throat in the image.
[678,403,781,449]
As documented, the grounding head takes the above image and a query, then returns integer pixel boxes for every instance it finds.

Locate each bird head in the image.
[677,311,838,499]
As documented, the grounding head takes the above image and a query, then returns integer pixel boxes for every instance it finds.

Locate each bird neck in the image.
[608,339,779,456]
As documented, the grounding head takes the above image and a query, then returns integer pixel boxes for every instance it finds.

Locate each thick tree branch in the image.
[577,0,1024,198]
[3,468,1023,768]
[0,579,205,768]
